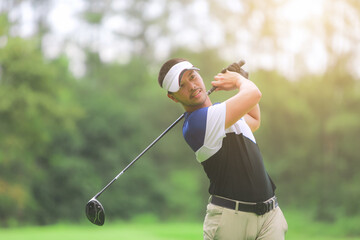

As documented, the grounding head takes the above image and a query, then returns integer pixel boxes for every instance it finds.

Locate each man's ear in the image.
[167,93,178,103]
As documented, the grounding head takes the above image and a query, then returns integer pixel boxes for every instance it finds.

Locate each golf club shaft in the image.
[93,113,184,199]
[92,86,217,200]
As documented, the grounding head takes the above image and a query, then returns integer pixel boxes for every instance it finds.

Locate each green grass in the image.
[283,208,360,240]
[1,209,359,240]
[0,222,201,240]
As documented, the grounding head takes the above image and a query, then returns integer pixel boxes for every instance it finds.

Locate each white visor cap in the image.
[162,61,200,92]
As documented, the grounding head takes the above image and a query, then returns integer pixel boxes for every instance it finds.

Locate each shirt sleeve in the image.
[196,103,226,162]
[183,107,208,152]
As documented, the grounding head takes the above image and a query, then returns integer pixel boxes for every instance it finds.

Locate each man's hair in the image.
[158,58,187,88]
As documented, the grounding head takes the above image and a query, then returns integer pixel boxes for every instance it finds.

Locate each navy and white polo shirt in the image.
[183,102,275,202]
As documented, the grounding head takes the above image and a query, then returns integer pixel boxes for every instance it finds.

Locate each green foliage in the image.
[253,69,360,222]
[0,36,84,225]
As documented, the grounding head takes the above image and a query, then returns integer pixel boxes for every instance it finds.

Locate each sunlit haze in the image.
[7,0,359,78]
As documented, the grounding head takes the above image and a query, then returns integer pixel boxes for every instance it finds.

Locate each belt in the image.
[211,195,278,215]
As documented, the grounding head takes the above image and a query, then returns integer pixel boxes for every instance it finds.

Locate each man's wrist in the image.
[235,75,243,89]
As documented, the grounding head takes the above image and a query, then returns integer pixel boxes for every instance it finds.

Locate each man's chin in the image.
[189,98,207,107]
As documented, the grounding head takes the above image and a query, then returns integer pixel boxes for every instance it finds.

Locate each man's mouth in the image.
[191,89,202,98]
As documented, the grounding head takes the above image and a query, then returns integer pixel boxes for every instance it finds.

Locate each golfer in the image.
[158,58,288,240]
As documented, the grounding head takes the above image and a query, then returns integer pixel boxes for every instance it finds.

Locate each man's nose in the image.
[189,81,197,90]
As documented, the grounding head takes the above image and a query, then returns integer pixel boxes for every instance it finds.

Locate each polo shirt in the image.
[183,102,275,202]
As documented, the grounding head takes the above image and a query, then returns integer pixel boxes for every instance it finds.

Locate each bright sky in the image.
[9,0,359,78]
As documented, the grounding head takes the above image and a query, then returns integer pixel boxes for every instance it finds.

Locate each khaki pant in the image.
[203,202,288,240]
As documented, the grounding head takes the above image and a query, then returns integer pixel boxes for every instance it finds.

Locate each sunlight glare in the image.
[278,0,325,23]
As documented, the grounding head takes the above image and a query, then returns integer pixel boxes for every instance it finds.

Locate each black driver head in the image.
[86,198,105,226]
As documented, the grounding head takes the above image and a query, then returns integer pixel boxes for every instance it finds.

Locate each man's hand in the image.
[221,60,249,79]
[212,59,249,91]
[212,70,246,91]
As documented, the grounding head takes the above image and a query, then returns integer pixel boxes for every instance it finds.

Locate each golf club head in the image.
[86,198,105,226]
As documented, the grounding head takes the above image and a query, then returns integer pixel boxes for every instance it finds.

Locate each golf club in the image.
[85,60,248,226]
[85,86,217,226]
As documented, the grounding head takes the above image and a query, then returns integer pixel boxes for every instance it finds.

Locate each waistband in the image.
[210,195,278,215]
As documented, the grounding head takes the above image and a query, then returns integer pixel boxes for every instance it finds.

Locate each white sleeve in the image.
[195,103,226,162]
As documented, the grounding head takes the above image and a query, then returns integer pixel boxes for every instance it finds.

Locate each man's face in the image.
[168,70,208,112]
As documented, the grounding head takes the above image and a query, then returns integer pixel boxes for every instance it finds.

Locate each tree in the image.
[0,30,83,225]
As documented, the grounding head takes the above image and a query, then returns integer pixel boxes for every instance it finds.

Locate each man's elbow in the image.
[249,88,262,107]
[252,119,261,132]
[254,89,262,102]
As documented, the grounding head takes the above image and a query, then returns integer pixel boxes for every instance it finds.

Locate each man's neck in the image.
[184,97,212,113]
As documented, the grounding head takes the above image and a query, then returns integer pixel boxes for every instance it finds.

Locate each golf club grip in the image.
[207,86,217,95]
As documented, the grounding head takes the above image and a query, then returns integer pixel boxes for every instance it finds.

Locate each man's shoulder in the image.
[183,108,208,152]
[185,102,225,120]
[185,107,208,120]
[183,102,227,157]
[183,107,208,135]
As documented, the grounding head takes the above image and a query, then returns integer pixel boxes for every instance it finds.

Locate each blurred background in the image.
[0,0,360,238]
